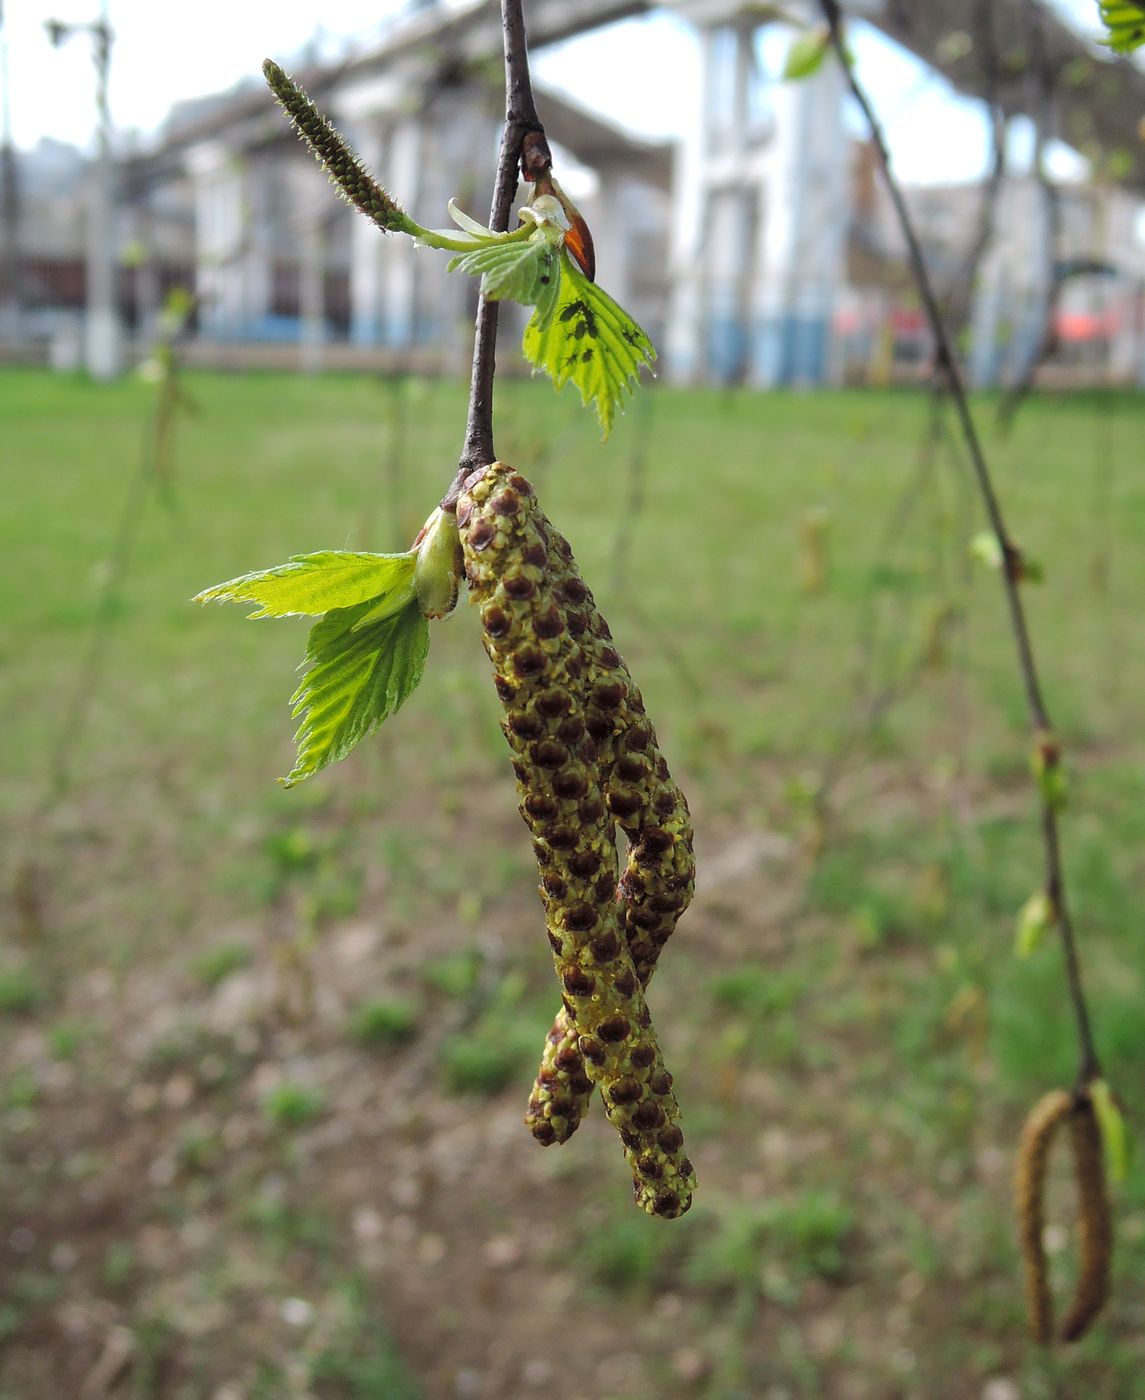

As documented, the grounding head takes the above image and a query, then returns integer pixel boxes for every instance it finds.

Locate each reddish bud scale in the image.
[459,462,695,1218]
[524,518,695,1146]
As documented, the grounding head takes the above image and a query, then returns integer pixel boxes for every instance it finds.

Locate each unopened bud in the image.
[414,507,463,619]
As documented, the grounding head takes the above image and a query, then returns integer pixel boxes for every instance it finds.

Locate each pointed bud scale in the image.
[459,462,695,1218]
[414,507,464,619]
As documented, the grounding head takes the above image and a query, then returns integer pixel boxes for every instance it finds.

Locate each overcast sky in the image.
[0,0,1114,185]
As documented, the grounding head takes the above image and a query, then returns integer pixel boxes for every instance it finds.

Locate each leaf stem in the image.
[418,221,537,255]
[818,0,1101,1086]
[446,0,552,504]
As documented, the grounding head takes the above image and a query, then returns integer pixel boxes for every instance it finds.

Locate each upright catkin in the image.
[1015,1088,1072,1344]
[524,523,695,1146]
[458,462,696,1217]
[1059,1096,1113,1342]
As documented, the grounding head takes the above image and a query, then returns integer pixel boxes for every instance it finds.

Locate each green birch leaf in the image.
[1090,1079,1133,1183]
[521,252,656,438]
[194,550,416,620]
[447,236,559,306]
[783,27,830,79]
[1099,1,1145,52]
[283,597,429,787]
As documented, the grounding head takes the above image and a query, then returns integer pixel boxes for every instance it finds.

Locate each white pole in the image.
[0,0,21,341]
[84,1,120,379]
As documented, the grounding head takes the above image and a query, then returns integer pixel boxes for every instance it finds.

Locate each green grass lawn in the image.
[1,368,1144,1398]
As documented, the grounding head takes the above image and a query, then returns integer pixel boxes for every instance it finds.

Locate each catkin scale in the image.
[459,462,695,1217]
[524,520,696,1146]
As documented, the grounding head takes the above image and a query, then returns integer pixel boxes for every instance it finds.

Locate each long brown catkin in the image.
[1015,1088,1072,1344]
[1060,1095,1113,1342]
[458,462,695,1217]
[525,522,695,1146]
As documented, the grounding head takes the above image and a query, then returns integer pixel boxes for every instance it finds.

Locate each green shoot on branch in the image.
[261,62,654,437]
[195,548,439,785]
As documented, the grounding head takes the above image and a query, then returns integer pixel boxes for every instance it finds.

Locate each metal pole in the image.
[85,3,120,379]
[0,0,22,342]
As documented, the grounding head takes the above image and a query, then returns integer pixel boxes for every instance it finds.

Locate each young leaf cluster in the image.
[195,551,428,786]
[261,63,654,436]
[1098,2,1145,52]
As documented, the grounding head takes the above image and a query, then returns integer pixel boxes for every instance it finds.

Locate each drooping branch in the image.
[818,0,1101,1086]
[448,0,552,500]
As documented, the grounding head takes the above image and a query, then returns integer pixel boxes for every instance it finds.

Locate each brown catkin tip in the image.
[1060,1096,1113,1343]
[1015,1088,1072,1345]
[460,463,695,1218]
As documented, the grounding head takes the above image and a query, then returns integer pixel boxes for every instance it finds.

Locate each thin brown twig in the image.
[446,0,551,502]
[819,0,1101,1086]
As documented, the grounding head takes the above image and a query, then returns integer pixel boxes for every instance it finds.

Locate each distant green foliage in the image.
[421,949,483,999]
[580,1212,675,1292]
[190,942,251,988]
[262,1082,326,1129]
[686,1193,855,1294]
[311,1339,421,1400]
[48,1021,86,1059]
[708,966,805,1017]
[6,1068,39,1111]
[349,998,420,1050]
[310,1279,421,1400]
[265,825,321,875]
[0,967,45,1016]
[438,1034,519,1096]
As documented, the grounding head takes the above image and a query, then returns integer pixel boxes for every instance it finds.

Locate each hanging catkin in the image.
[1015,1088,1071,1344]
[458,462,695,1217]
[524,521,695,1146]
[1059,1095,1113,1342]
[1015,1087,1114,1345]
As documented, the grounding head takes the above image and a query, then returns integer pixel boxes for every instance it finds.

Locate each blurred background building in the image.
[2,0,1144,385]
